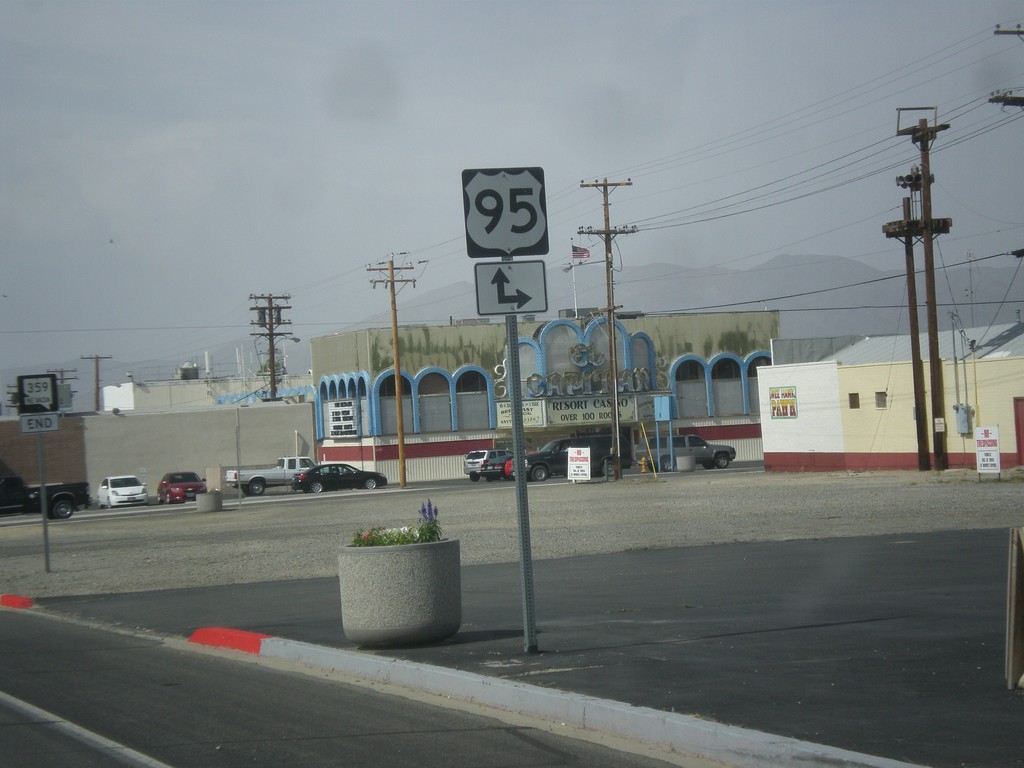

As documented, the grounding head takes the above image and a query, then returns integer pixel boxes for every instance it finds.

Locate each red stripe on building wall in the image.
[675,423,763,441]
[764,451,1004,473]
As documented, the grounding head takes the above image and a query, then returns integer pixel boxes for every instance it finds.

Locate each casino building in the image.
[307,310,777,480]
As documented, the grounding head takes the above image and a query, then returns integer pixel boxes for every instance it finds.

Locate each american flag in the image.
[572,245,590,260]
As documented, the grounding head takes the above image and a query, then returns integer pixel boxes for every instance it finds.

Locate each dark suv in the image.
[463,449,513,482]
[523,434,632,481]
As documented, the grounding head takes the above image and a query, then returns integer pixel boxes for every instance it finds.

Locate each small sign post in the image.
[567,446,592,483]
[975,426,1001,478]
[18,373,59,572]
[464,166,549,654]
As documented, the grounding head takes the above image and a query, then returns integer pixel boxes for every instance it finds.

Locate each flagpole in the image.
[565,241,579,319]
[571,261,578,319]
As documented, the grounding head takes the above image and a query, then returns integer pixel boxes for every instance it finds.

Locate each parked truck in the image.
[224,456,315,496]
[652,434,736,471]
[0,475,91,520]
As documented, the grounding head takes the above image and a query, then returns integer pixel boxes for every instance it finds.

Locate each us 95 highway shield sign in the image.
[462,167,549,258]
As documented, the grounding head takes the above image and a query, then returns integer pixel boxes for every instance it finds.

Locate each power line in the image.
[643,250,1014,314]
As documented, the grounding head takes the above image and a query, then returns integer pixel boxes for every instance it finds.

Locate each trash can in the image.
[603,457,616,482]
[676,455,696,472]
[197,490,222,513]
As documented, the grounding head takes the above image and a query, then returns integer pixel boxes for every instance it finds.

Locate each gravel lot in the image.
[2,469,1022,598]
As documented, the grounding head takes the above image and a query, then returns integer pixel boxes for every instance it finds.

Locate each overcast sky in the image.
[2,1,1023,394]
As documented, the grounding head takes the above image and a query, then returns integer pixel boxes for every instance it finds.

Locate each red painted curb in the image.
[0,594,35,609]
[188,626,272,655]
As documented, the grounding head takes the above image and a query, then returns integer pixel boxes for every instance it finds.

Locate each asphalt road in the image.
[0,609,693,768]
[3,466,1023,767]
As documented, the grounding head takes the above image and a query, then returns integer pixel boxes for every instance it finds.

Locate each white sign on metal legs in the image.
[975,426,1001,475]
[567,446,592,482]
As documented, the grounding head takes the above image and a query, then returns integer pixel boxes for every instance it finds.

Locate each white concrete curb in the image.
[260,637,925,768]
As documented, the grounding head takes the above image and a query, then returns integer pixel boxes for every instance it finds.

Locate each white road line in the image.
[0,689,174,768]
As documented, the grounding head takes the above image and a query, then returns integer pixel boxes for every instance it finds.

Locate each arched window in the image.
[747,357,770,414]
[455,370,489,431]
[418,372,452,433]
[711,357,743,416]
[379,373,412,435]
[675,359,708,418]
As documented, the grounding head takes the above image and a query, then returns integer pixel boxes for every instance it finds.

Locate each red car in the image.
[157,471,207,504]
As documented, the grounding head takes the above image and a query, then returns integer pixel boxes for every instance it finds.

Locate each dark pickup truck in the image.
[650,434,736,471]
[0,475,91,520]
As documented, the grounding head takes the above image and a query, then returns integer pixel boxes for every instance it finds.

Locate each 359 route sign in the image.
[462,167,549,258]
[17,373,58,414]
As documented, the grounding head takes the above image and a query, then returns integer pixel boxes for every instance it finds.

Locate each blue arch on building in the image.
[743,351,771,414]
[452,364,498,430]
[316,372,371,439]
[706,351,746,416]
[369,369,416,436]
[413,367,456,434]
[668,354,710,418]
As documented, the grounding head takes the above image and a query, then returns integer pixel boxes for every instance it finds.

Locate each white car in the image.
[97,475,149,508]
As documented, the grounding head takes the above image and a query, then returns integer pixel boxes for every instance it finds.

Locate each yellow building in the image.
[761,324,1024,471]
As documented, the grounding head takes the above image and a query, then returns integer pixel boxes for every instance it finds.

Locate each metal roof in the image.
[775,323,1024,366]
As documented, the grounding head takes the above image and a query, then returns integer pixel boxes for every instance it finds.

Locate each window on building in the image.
[875,391,887,409]
[849,393,860,409]
[710,358,743,416]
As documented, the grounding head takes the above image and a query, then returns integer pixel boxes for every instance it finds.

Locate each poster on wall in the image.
[974,426,1001,475]
[769,386,798,419]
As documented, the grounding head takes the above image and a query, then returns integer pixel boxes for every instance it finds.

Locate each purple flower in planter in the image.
[419,499,439,524]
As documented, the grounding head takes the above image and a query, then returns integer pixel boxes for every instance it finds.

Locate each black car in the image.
[291,463,388,493]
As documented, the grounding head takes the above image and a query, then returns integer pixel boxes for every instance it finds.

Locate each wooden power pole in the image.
[249,294,292,401]
[886,109,953,470]
[80,355,112,411]
[578,179,637,480]
[368,256,417,488]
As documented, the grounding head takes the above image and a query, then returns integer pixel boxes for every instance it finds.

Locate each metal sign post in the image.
[463,167,548,654]
[18,373,58,573]
[36,432,51,572]
[506,310,538,653]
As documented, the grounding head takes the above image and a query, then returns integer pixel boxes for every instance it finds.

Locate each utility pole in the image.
[47,367,78,410]
[893,109,952,470]
[578,179,637,480]
[368,255,417,488]
[883,197,932,470]
[990,28,1024,107]
[80,355,112,411]
[249,294,292,401]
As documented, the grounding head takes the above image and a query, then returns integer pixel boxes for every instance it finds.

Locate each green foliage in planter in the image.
[351,499,443,547]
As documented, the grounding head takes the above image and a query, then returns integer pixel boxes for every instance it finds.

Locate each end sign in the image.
[20,412,60,434]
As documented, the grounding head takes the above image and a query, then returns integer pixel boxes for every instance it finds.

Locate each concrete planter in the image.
[338,538,461,647]
[196,491,222,513]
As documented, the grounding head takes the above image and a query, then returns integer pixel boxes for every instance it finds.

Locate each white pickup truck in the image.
[225,456,315,496]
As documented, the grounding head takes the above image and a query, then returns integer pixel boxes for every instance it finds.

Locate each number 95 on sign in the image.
[462,167,549,258]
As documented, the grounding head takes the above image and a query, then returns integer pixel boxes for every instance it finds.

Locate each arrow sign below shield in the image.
[491,268,532,308]
[475,261,548,316]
